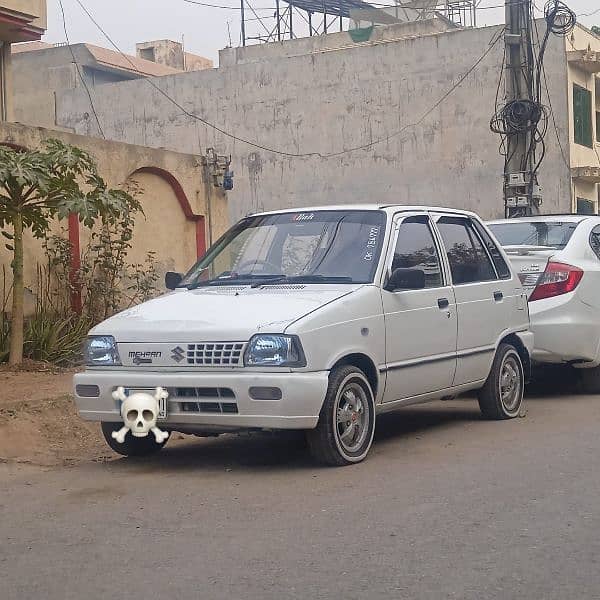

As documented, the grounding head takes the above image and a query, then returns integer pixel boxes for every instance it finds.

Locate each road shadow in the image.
[374,401,482,444]
[526,365,581,398]
[103,401,484,474]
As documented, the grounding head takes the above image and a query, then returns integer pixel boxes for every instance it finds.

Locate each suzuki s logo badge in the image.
[520,264,541,273]
[171,346,185,363]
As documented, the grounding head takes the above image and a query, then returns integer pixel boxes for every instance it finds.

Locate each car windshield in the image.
[180,210,387,287]
[488,221,580,250]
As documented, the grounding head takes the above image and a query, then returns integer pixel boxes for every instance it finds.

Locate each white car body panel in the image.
[75,205,532,432]
[488,215,600,367]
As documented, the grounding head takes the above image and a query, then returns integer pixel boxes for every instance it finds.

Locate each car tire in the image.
[478,343,524,420]
[579,366,600,394]
[306,366,376,466]
[101,422,169,457]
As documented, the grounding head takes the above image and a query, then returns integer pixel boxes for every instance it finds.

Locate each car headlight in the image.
[84,335,121,366]
[244,334,306,367]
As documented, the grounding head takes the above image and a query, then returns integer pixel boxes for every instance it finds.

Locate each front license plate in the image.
[122,388,168,420]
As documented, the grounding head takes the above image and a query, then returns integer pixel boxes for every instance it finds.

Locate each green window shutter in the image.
[573,85,593,148]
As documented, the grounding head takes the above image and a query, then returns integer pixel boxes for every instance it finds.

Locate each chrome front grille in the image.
[186,342,245,366]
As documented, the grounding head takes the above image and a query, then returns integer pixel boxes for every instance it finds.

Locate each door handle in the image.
[437,298,450,309]
[493,291,503,302]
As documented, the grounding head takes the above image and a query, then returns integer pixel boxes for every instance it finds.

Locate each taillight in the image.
[529,262,583,302]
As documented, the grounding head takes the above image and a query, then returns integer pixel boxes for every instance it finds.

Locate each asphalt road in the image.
[2,391,600,600]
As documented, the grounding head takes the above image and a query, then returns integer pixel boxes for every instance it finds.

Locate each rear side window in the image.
[473,221,511,279]
[437,217,496,285]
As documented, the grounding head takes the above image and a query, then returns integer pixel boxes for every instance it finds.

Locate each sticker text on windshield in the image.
[363,226,381,261]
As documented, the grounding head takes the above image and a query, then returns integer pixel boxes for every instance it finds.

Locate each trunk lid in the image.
[502,245,556,298]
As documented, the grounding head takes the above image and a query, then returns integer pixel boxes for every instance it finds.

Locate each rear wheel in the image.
[306,366,375,466]
[478,343,524,420]
[101,422,169,457]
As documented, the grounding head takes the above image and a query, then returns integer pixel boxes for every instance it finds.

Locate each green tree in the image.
[592,26,600,37]
[0,139,141,365]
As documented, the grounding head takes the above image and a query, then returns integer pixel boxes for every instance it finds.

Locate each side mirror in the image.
[385,268,425,292]
[165,271,183,290]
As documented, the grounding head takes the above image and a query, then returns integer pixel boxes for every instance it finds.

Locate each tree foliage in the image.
[0,138,141,365]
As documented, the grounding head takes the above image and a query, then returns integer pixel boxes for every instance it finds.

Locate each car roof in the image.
[487,214,595,225]
[249,204,479,218]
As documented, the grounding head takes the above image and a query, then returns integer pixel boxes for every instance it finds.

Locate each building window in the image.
[573,85,593,148]
[596,110,600,143]
[139,47,156,62]
[576,197,594,215]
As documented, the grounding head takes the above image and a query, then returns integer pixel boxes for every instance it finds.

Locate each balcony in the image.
[572,166,600,184]
[568,49,600,74]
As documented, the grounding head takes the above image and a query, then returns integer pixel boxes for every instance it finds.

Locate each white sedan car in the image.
[487,215,600,392]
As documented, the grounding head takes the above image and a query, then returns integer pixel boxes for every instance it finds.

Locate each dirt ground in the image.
[0,364,196,466]
[0,365,111,466]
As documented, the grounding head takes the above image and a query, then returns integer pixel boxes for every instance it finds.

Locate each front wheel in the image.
[306,366,376,466]
[478,343,524,420]
[101,422,169,457]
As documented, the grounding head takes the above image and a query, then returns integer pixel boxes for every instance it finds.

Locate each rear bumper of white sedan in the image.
[529,293,600,366]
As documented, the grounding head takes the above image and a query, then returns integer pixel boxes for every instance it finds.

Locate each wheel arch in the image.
[330,353,379,399]
[499,333,531,383]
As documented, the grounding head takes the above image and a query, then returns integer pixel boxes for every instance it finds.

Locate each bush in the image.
[0,208,160,366]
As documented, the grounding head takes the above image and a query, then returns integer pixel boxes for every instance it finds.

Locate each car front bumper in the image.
[73,370,329,430]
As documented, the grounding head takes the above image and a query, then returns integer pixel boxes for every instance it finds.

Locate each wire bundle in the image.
[543,0,576,35]
[490,99,545,135]
[490,0,576,215]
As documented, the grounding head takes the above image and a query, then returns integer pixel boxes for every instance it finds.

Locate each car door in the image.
[382,214,457,402]
[433,214,514,386]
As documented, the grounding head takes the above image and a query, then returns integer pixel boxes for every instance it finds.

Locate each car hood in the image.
[91,284,361,342]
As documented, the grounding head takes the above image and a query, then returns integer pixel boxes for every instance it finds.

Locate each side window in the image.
[573,84,593,148]
[590,226,600,260]
[437,217,496,285]
[473,220,511,279]
[392,216,443,288]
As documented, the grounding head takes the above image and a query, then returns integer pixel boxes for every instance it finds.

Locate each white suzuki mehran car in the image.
[75,205,532,465]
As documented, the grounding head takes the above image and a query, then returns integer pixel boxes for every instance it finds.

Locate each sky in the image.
[42,0,600,66]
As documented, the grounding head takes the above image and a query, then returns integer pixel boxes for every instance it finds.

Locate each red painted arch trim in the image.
[132,166,206,257]
[68,214,82,313]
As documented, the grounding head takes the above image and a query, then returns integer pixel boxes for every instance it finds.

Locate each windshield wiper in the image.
[187,273,284,289]
[251,275,353,287]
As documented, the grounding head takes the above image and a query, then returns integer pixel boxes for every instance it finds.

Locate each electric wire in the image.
[72,0,503,159]
[57,0,105,138]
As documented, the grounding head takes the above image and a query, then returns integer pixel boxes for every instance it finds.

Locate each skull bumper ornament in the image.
[111,387,170,444]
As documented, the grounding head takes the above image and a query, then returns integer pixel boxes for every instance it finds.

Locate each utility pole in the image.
[502,0,541,217]
[241,0,246,46]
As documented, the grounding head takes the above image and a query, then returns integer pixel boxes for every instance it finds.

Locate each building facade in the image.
[0,2,227,314]
[11,39,212,130]
[0,0,46,121]
[54,19,599,221]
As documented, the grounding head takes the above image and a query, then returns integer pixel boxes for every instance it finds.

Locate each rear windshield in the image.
[488,221,579,250]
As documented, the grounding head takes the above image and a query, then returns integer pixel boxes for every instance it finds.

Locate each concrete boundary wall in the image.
[0,122,228,313]
[56,23,572,223]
